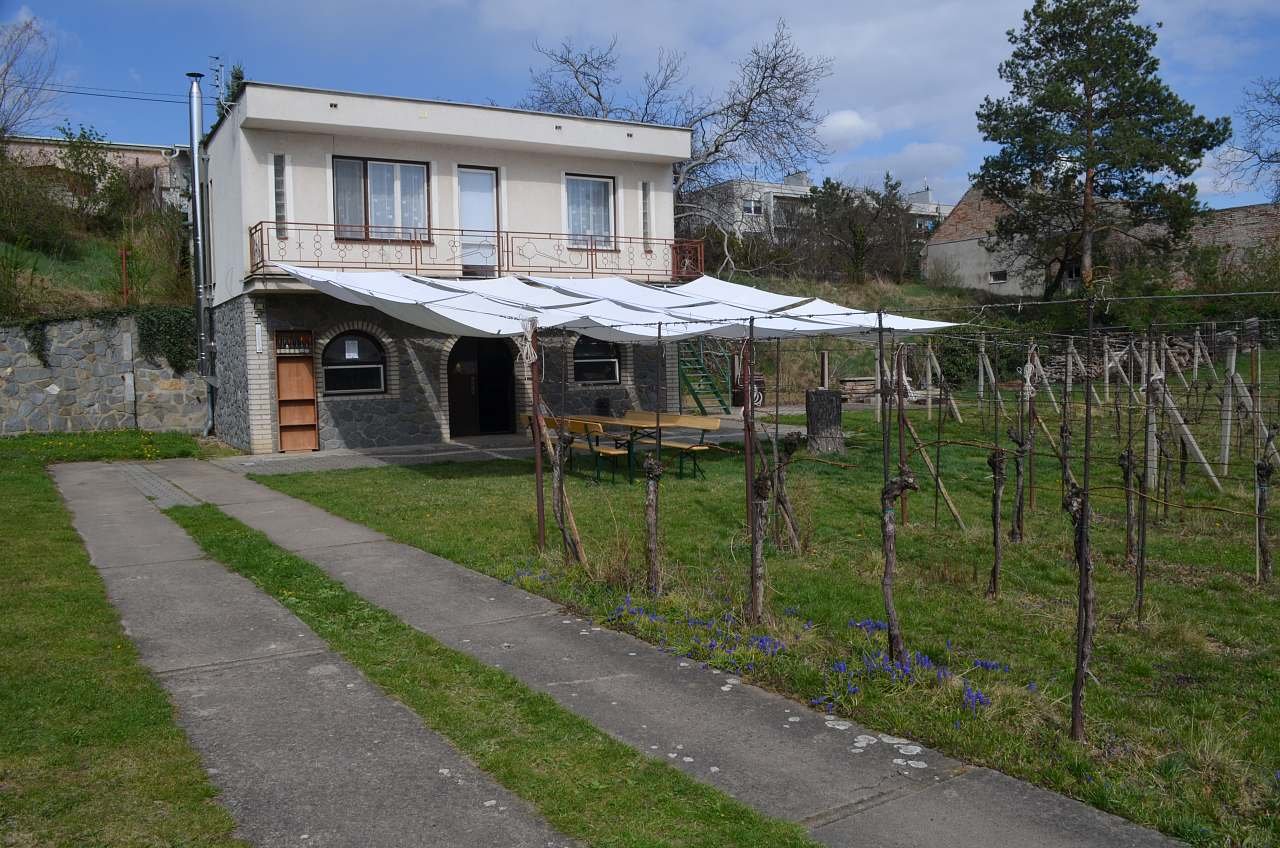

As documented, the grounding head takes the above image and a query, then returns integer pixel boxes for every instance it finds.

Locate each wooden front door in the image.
[448,337,514,437]
[276,331,318,451]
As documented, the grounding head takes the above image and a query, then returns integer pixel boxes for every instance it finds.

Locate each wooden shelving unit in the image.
[275,330,318,452]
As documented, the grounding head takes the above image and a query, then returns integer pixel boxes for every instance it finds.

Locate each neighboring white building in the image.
[684,172,813,238]
[206,81,694,454]
[686,173,953,241]
[904,185,954,237]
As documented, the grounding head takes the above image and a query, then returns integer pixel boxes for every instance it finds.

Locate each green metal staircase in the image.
[677,338,731,415]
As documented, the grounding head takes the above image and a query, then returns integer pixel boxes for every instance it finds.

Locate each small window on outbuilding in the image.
[322,331,386,395]
[988,270,1008,284]
[573,336,621,384]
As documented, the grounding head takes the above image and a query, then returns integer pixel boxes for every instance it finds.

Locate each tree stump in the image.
[805,389,843,454]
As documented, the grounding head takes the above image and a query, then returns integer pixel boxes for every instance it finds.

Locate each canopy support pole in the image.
[529,323,546,551]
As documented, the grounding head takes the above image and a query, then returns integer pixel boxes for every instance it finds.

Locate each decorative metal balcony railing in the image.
[248,222,704,282]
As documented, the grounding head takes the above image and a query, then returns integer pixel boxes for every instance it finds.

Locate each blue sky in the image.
[12,0,1280,207]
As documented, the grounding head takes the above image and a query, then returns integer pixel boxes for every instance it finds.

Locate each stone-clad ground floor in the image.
[212,292,678,454]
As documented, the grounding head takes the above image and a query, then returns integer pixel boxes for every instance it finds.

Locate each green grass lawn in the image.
[0,432,245,847]
[168,503,819,848]
[258,401,1280,847]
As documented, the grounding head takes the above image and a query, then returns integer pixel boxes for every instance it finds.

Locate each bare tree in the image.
[1221,77,1280,204]
[519,21,831,269]
[0,18,59,141]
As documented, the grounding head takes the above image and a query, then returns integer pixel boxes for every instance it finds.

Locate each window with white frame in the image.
[989,270,1009,284]
[333,157,429,241]
[573,336,621,384]
[742,198,764,216]
[566,174,614,248]
[272,153,289,240]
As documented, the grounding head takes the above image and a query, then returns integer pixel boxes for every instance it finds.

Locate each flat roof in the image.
[8,134,184,152]
[206,80,692,147]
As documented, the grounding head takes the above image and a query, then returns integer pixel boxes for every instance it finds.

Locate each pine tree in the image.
[974,0,1230,295]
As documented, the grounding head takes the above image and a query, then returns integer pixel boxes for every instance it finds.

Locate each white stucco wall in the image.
[207,87,687,307]
[924,237,1044,296]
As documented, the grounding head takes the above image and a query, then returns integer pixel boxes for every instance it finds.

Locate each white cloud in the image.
[820,109,881,152]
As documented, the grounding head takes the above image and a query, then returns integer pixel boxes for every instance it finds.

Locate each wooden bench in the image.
[520,414,630,482]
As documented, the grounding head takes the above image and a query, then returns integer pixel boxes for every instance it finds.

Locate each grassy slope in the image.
[0,432,244,848]
[258,406,1280,847]
[167,503,819,848]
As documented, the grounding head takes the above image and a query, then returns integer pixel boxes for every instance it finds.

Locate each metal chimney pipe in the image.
[187,72,209,377]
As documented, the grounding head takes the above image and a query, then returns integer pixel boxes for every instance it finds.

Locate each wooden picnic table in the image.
[575,411,721,479]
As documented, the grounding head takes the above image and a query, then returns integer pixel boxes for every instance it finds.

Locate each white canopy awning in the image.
[273,263,953,342]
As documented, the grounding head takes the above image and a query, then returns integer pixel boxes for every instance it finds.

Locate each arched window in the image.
[322,331,386,394]
[573,336,620,384]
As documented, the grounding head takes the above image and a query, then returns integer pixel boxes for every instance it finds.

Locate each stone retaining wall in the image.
[0,316,206,435]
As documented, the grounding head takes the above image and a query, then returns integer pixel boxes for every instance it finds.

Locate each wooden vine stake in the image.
[1259,455,1274,585]
[644,454,663,595]
[880,471,916,663]
[552,432,587,567]
[986,448,1006,599]
[877,311,913,664]
[750,467,771,624]
[1069,300,1098,744]
[1008,427,1027,544]
[1118,447,1137,568]
[774,433,804,552]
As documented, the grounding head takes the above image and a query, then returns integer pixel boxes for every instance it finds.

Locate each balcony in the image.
[248,221,704,282]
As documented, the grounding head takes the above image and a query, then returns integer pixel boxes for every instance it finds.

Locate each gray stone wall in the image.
[0,316,206,436]
[216,292,673,453]
[212,297,252,450]
[537,334,677,417]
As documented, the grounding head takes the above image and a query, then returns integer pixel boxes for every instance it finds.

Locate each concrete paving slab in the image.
[62,494,207,567]
[219,497,385,551]
[165,652,573,848]
[98,558,324,673]
[150,458,296,505]
[302,540,557,627]
[157,458,1183,848]
[813,766,1172,848]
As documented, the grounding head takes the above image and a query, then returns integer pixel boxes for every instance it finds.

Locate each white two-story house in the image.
[207,82,696,454]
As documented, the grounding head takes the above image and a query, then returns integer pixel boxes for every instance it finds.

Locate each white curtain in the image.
[368,162,396,239]
[400,164,427,239]
[566,177,612,247]
[334,158,365,238]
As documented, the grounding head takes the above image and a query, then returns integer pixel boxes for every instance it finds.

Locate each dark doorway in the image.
[447,337,515,437]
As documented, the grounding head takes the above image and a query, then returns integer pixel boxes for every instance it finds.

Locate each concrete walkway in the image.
[128,457,1178,848]
[53,461,574,848]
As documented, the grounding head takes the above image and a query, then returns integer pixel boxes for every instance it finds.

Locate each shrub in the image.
[0,240,37,319]
[0,153,77,255]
